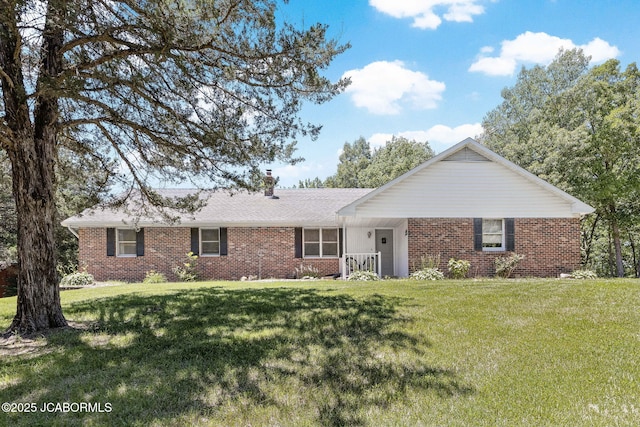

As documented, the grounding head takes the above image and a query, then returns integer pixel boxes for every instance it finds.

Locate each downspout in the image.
[66,226,79,239]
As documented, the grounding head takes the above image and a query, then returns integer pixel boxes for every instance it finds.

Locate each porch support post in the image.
[342,223,347,279]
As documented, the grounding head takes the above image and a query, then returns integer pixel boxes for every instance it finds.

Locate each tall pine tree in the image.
[0,0,348,333]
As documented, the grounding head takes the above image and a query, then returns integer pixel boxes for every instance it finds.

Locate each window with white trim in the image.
[482,219,504,251]
[117,229,137,256]
[200,228,220,256]
[303,228,338,258]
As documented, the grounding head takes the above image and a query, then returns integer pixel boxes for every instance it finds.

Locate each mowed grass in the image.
[1,279,639,426]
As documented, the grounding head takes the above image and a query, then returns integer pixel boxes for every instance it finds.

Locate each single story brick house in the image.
[62,138,594,281]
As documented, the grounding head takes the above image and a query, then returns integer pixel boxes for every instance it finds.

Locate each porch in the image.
[339,219,409,279]
[341,252,382,279]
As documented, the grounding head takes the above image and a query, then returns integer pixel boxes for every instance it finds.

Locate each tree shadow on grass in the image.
[1,287,472,426]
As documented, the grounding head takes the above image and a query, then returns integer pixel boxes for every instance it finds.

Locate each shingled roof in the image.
[61,188,373,228]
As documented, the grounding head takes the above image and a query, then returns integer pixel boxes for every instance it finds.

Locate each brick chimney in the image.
[264,169,275,197]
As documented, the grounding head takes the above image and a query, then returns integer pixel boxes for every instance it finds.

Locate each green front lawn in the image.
[1,279,639,426]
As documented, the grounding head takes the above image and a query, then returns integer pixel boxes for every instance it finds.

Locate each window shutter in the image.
[136,228,145,256]
[339,228,344,257]
[190,228,199,255]
[505,218,515,252]
[220,227,228,256]
[294,228,303,258]
[473,218,483,251]
[106,228,116,257]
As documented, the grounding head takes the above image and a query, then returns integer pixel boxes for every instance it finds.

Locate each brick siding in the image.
[79,217,582,281]
[407,218,581,277]
[79,227,339,282]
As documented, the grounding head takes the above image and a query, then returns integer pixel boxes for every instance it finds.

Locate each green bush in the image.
[295,264,320,279]
[410,267,444,281]
[570,269,598,279]
[56,260,78,277]
[495,253,524,278]
[347,270,380,281]
[143,270,167,284]
[60,271,95,287]
[173,252,199,282]
[0,246,17,270]
[412,253,441,270]
[448,258,470,279]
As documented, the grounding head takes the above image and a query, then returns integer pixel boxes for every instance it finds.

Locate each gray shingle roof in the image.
[61,188,373,228]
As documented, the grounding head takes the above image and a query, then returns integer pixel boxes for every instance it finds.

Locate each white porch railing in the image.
[342,252,382,279]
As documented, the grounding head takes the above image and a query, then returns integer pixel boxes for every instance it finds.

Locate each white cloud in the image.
[274,164,317,179]
[581,37,622,62]
[369,0,486,29]
[342,60,445,115]
[369,123,484,151]
[271,162,328,186]
[443,2,485,22]
[469,56,517,76]
[469,31,621,76]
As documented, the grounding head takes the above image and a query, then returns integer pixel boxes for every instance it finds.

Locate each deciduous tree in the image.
[324,137,372,188]
[360,136,434,188]
[324,136,434,188]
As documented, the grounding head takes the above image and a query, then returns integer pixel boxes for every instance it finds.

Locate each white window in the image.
[117,229,137,257]
[303,228,339,258]
[482,219,504,251]
[200,228,220,256]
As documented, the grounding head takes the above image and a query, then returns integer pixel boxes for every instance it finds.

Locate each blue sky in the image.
[268,0,640,187]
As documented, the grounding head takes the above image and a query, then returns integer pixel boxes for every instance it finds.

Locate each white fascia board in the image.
[61,219,342,228]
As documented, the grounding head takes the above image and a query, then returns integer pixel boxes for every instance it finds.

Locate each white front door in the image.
[375,229,394,277]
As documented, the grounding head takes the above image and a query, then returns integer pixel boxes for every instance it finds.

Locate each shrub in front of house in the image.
[410,267,444,281]
[348,270,380,281]
[143,270,167,284]
[60,271,95,287]
[295,263,320,279]
[412,253,441,271]
[570,269,598,279]
[448,258,470,279]
[495,253,524,278]
[173,252,199,282]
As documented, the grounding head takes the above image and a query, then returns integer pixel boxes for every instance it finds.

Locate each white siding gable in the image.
[339,138,594,219]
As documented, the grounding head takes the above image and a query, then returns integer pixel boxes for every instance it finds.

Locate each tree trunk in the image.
[581,214,599,267]
[609,206,625,278]
[629,232,638,278]
[7,135,67,334]
[1,1,67,334]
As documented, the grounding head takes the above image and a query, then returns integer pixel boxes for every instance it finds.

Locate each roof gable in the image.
[338,138,594,218]
[442,146,490,162]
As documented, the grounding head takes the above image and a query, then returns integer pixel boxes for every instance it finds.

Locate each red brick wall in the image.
[79,218,581,281]
[78,227,339,282]
[407,218,582,277]
[0,264,18,298]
